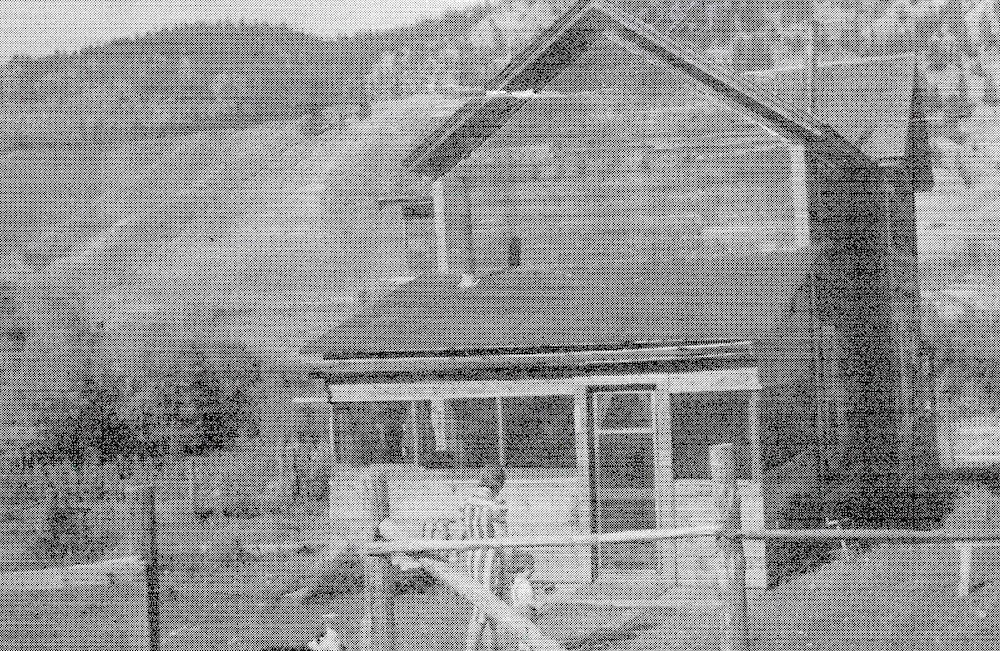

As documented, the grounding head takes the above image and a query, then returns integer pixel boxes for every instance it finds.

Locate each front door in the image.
[590,369,764,585]
[591,387,665,577]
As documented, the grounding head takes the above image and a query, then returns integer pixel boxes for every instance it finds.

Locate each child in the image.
[508,550,540,622]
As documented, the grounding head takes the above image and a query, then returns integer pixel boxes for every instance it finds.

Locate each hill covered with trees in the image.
[0,0,992,145]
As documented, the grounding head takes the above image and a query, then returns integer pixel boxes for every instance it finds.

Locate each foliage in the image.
[0,0,991,146]
[30,336,263,464]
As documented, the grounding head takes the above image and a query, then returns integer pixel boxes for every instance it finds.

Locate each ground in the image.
[2,483,1000,651]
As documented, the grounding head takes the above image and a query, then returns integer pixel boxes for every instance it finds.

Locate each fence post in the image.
[361,465,395,651]
[144,484,160,651]
[186,457,195,515]
[710,443,748,651]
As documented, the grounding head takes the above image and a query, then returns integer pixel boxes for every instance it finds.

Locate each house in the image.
[301,0,935,588]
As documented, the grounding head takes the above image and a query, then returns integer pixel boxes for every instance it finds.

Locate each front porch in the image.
[314,344,770,587]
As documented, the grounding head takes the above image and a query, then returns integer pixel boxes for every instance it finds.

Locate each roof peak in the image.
[404,0,868,179]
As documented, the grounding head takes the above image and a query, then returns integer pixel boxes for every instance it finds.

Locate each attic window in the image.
[402,201,436,276]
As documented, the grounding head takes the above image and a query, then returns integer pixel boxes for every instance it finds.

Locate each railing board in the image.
[368,527,1000,555]
[414,554,566,651]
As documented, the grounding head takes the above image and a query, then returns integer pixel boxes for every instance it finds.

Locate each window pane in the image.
[671,391,750,479]
[418,399,499,469]
[595,392,653,430]
[329,402,413,465]
[503,395,576,468]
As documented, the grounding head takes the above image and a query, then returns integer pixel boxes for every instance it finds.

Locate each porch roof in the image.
[303,249,812,364]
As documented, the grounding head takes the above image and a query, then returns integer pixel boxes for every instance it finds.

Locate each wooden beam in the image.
[310,341,753,379]
[710,444,748,651]
[414,555,567,651]
[369,525,718,555]
[361,466,395,651]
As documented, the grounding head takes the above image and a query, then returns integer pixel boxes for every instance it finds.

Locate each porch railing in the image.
[360,444,1000,651]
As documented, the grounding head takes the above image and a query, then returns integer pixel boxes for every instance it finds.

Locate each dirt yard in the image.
[3,483,1000,651]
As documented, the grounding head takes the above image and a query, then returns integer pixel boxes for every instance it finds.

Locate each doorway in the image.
[591,388,659,575]
[589,369,762,583]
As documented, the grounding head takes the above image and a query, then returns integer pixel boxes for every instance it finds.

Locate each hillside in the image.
[4,0,1000,459]
[0,94,467,457]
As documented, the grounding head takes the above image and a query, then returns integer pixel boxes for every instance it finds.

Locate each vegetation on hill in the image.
[0,0,988,145]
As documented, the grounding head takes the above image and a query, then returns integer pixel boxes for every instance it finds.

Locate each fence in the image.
[360,443,1000,651]
[0,482,161,651]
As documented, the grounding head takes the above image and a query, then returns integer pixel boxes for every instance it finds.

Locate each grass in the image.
[4,482,1000,651]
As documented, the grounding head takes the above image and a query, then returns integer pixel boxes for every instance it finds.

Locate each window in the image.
[592,390,656,491]
[328,402,414,465]
[326,394,577,469]
[502,396,576,468]
[594,391,654,430]
[670,391,751,479]
[402,201,436,275]
[437,398,499,469]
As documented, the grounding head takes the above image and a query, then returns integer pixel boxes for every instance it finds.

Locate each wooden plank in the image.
[573,387,594,583]
[654,384,676,583]
[743,529,1000,542]
[324,380,578,403]
[361,466,395,651]
[710,444,748,651]
[370,526,718,555]
[415,555,566,651]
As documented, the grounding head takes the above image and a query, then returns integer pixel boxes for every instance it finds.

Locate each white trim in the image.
[323,380,578,402]
[432,179,450,275]
[664,368,761,394]
[789,143,811,249]
[320,368,762,403]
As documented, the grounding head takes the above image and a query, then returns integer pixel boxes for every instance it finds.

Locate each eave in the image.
[307,340,754,382]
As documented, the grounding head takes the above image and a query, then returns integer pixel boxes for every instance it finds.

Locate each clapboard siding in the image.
[328,465,590,583]
[669,480,767,588]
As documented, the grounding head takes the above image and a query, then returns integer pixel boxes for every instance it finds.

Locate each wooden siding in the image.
[329,465,591,583]
[668,480,767,588]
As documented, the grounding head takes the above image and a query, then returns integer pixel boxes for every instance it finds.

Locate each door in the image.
[591,388,663,576]
[588,369,765,585]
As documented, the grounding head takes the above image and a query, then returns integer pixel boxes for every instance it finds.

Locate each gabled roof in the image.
[404,0,869,180]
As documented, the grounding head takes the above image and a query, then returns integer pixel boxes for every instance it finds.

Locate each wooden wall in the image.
[329,465,590,583]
